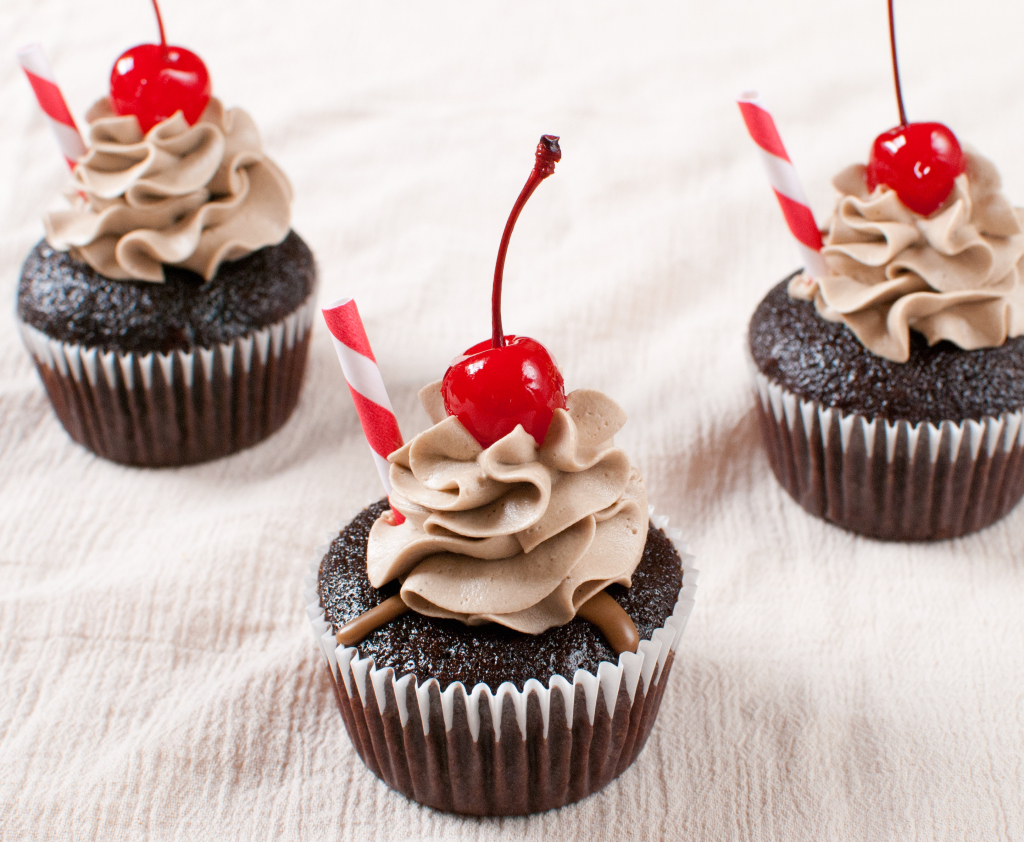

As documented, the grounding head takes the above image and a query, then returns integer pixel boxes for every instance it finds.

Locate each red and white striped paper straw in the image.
[737,91,828,280]
[322,298,406,525]
[17,43,87,172]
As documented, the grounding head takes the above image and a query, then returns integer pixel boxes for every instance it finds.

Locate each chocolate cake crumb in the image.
[318,500,684,691]
[749,275,1024,424]
[17,231,315,354]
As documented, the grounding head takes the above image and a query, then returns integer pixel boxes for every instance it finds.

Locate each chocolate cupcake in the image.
[18,75,315,466]
[749,150,1024,539]
[306,137,697,814]
[305,385,697,816]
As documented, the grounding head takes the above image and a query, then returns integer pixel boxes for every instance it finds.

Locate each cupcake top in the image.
[791,150,1024,362]
[44,98,292,283]
[320,500,682,690]
[367,383,648,635]
[326,135,653,649]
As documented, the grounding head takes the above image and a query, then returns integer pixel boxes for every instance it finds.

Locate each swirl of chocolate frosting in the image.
[790,150,1024,362]
[44,97,292,283]
[366,382,648,635]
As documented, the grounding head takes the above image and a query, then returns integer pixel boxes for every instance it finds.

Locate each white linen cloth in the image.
[2,1,1024,839]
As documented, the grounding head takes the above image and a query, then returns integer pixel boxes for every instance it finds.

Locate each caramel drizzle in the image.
[335,588,639,656]
[336,594,410,647]
[577,590,640,655]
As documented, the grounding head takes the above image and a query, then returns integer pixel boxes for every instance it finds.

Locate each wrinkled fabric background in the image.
[2,1,1024,840]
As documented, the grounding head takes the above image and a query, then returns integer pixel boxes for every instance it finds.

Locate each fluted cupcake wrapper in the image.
[303,506,698,816]
[17,293,317,467]
[752,368,1024,540]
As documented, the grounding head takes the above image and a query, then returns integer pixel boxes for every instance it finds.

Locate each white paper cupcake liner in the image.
[303,505,698,816]
[18,293,318,467]
[752,368,1024,540]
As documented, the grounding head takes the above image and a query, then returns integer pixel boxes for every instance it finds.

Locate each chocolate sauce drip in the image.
[337,587,641,655]
[318,501,682,690]
[336,594,410,647]
[577,590,640,654]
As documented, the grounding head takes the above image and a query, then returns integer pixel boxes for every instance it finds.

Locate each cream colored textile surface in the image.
[3,1,1024,839]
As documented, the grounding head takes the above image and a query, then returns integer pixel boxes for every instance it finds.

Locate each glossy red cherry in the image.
[866,123,965,216]
[442,135,566,448]
[442,336,566,449]
[866,0,965,216]
[109,0,211,133]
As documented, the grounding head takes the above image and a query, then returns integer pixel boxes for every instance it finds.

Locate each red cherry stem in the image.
[887,0,907,126]
[491,135,561,349]
[151,0,169,58]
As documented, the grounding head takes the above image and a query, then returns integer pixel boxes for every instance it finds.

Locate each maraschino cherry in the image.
[441,136,567,449]
[864,0,965,216]
[109,0,211,133]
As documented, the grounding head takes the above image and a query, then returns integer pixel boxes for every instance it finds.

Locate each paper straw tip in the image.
[322,296,354,313]
[16,43,50,76]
